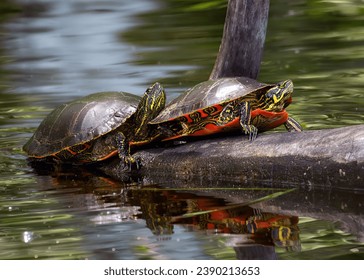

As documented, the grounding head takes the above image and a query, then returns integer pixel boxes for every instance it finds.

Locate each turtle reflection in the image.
[128,187,301,253]
[31,168,301,259]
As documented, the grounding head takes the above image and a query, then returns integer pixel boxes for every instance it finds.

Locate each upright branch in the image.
[209,0,270,80]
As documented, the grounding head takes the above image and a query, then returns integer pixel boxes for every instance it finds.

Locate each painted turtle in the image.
[150,77,302,141]
[23,82,166,168]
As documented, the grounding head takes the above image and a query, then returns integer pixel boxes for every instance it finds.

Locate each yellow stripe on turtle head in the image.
[263,80,293,111]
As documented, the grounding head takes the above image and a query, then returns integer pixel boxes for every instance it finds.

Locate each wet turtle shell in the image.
[23,91,140,161]
[152,77,272,123]
[150,77,301,141]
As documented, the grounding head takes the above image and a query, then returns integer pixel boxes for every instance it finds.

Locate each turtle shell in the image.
[23,91,140,158]
[150,77,273,124]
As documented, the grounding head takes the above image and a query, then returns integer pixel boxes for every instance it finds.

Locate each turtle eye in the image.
[266,87,283,104]
[277,81,286,89]
[266,88,279,99]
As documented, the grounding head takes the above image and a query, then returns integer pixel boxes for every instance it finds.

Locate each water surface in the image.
[0,0,363,260]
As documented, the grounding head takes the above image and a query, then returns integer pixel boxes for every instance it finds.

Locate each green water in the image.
[0,0,363,260]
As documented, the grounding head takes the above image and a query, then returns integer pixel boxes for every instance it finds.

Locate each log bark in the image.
[100,125,364,189]
[209,0,270,79]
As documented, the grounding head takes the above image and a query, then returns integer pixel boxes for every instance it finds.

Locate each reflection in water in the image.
[31,165,301,260]
[129,185,301,254]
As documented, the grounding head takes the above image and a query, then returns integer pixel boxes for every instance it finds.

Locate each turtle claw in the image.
[249,126,258,141]
[123,156,141,171]
[241,124,258,141]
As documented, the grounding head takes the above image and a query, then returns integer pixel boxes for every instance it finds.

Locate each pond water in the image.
[0,0,363,260]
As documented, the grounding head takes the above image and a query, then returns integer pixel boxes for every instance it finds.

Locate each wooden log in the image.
[100,125,364,189]
[209,0,270,80]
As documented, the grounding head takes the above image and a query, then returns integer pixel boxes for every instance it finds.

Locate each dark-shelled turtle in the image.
[23,82,166,168]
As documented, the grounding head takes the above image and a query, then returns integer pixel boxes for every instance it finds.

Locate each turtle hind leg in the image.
[217,103,235,125]
[115,132,141,170]
[239,101,258,141]
[284,117,303,132]
[158,124,177,138]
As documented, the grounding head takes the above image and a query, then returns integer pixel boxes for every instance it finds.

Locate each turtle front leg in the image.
[284,117,303,132]
[115,132,140,170]
[239,101,258,141]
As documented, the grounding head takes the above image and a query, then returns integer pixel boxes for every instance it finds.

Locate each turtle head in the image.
[134,82,166,136]
[263,80,293,111]
[143,82,166,114]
